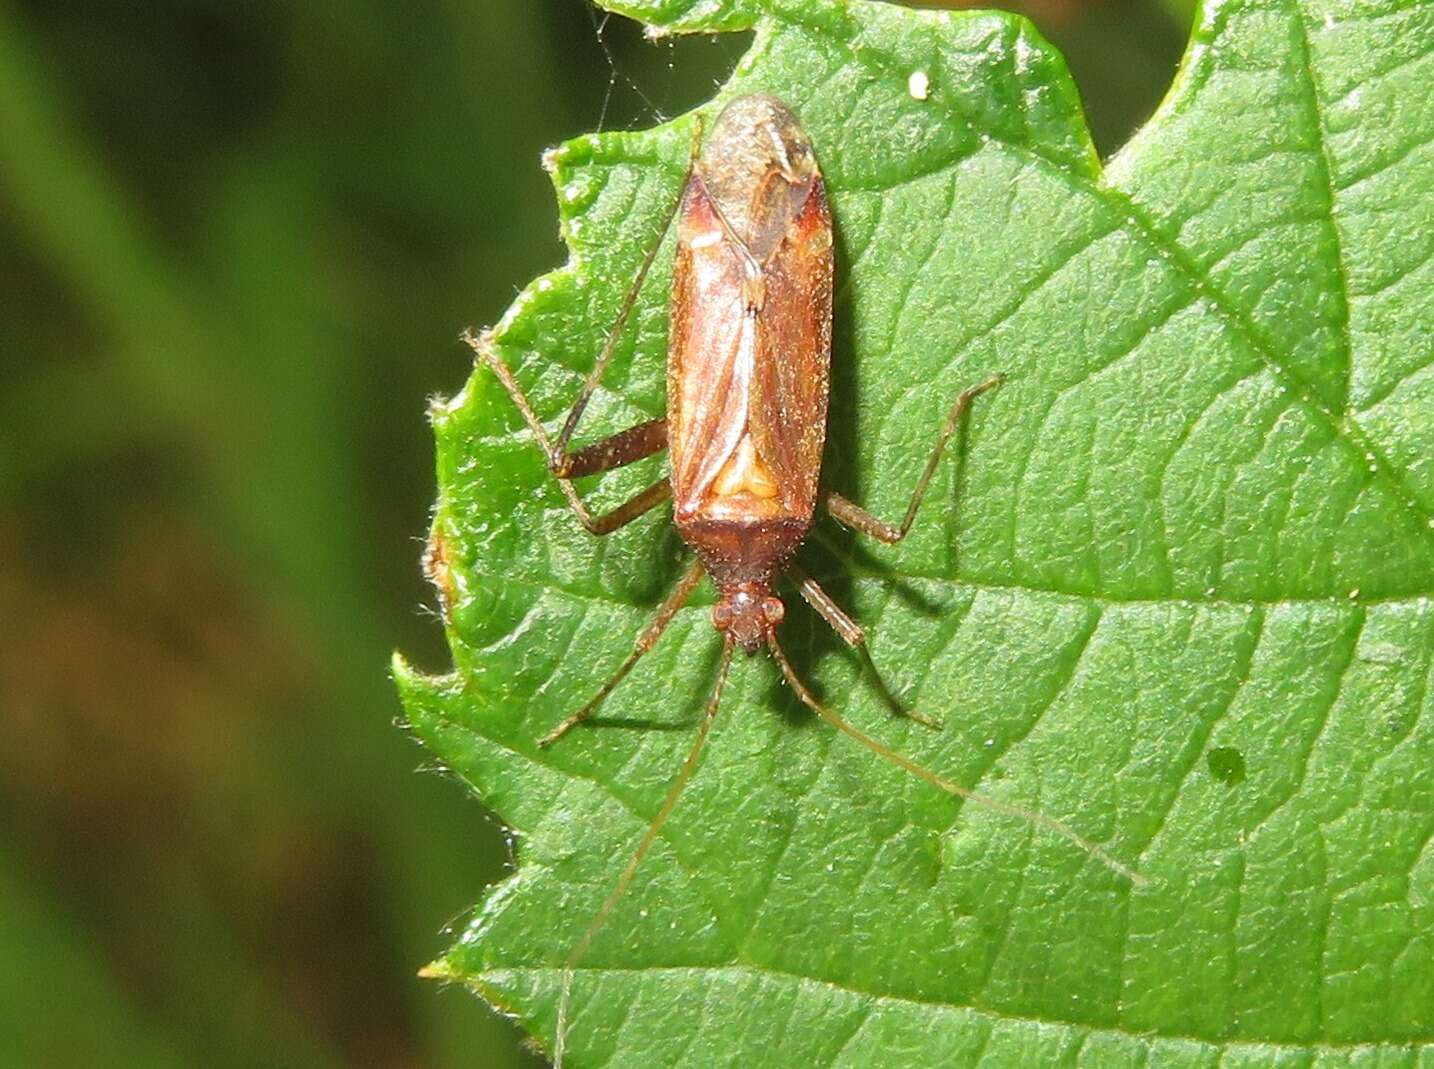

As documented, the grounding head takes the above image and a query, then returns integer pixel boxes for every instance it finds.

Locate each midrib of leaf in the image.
[468,961,1434,1055]
[459,560,1434,616]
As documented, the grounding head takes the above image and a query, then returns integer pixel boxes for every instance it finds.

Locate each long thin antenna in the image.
[767,635,1145,887]
[554,636,737,1068]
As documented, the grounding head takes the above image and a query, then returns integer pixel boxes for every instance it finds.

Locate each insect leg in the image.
[554,635,735,1069]
[767,634,1143,885]
[787,564,940,729]
[561,417,667,478]
[579,478,672,536]
[466,328,671,534]
[788,564,863,644]
[824,373,1003,544]
[539,559,707,747]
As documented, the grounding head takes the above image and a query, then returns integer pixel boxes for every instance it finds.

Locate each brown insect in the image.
[466,94,1139,1063]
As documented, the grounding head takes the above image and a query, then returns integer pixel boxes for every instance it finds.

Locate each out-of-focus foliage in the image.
[0,1,1185,1065]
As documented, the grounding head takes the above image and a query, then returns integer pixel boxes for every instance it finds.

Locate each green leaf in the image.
[397,0,1434,1063]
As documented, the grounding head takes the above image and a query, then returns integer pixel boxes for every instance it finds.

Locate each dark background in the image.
[0,1,1188,1065]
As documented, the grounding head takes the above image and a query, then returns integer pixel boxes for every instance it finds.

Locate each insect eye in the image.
[763,597,785,625]
[712,602,733,629]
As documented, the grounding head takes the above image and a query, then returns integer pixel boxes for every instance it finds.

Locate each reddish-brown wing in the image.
[747,176,832,520]
[666,174,751,517]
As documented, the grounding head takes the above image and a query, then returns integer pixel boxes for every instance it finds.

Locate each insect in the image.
[466,93,1140,1065]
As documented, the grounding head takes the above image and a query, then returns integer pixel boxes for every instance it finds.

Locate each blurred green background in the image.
[0,0,1189,1065]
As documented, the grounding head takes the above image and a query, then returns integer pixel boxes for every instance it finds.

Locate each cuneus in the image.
[467,94,1142,1066]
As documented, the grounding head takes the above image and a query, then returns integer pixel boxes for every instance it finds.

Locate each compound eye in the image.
[762,597,785,625]
[712,602,733,630]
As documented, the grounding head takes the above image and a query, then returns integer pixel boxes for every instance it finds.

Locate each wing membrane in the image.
[749,179,833,519]
[668,175,751,512]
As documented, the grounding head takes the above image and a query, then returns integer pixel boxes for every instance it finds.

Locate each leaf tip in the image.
[417,959,456,982]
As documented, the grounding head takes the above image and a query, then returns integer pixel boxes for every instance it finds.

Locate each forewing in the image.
[749,178,833,518]
[667,175,751,512]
